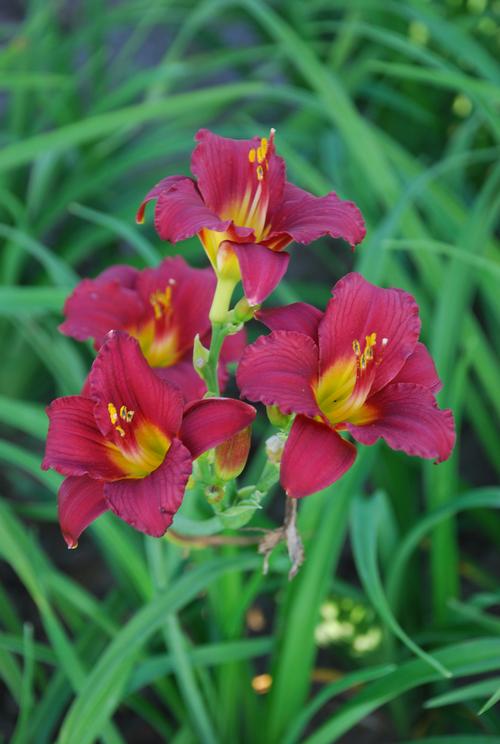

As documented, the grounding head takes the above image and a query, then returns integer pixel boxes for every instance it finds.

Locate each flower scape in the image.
[43,129,455,569]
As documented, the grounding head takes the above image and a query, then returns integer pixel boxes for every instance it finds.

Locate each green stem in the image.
[256,460,280,494]
[209,277,237,324]
[203,322,227,396]
[202,276,240,396]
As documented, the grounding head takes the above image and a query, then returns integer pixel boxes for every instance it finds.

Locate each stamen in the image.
[248,131,274,182]
[354,332,377,372]
[150,285,173,320]
[152,300,162,320]
[108,401,134,439]
[119,405,135,422]
[239,129,276,233]
[246,182,263,224]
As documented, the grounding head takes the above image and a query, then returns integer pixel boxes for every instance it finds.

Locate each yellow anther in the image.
[256,165,264,181]
[119,405,134,422]
[116,425,126,438]
[260,137,268,157]
[152,300,161,320]
[248,148,256,163]
[356,331,377,372]
[108,403,118,425]
[150,285,173,320]
[257,145,264,163]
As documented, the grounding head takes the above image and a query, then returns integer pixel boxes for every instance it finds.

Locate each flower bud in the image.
[214,426,252,481]
[192,334,210,379]
[233,297,260,322]
[266,405,292,429]
[205,484,225,504]
[266,433,286,464]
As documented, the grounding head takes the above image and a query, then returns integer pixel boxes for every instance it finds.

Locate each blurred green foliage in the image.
[0,0,499,741]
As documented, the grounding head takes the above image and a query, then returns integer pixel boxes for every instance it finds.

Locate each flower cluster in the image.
[43,128,454,552]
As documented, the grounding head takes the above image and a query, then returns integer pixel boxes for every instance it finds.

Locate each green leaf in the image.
[0,395,47,438]
[387,488,500,611]
[163,615,218,744]
[283,664,396,744]
[302,638,500,744]
[57,554,260,744]
[68,203,160,267]
[128,637,273,693]
[0,82,268,173]
[0,287,69,317]
[425,676,500,709]
[350,491,451,677]
[11,624,35,744]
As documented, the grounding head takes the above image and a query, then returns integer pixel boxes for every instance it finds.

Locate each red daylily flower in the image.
[42,332,256,546]
[137,129,366,305]
[59,257,245,402]
[238,273,455,498]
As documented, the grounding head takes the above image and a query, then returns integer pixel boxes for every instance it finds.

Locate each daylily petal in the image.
[319,273,421,394]
[136,256,215,356]
[219,327,247,365]
[59,278,145,347]
[104,438,192,537]
[156,335,246,404]
[136,175,189,224]
[89,332,184,439]
[191,128,285,221]
[96,264,140,288]
[231,242,290,305]
[152,177,231,242]
[180,398,256,460]
[347,383,455,463]
[237,331,319,416]
[281,415,357,498]
[392,342,442,392]
[256,302,322,340]
[42,396,123,479]
[58,476,108,549]
[154,359,207,403]
[267,182,365,247]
